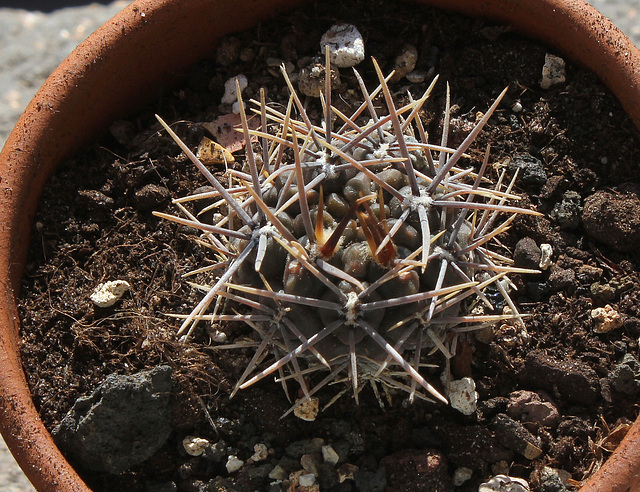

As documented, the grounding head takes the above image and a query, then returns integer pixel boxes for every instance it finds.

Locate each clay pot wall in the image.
[0,1,638,490]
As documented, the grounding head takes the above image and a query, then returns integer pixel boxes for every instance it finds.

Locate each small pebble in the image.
[591,304,624,333]
[508,153,547,187]
[506,390,561,428]
[322,444,340,465]
[320,23,365,67]
[182,436,210,456]
[491,413,542,459]
[225,455,244,473]
[90,280,131,308]
[540,53,566,89]
[513,237,541,270]
[298,59,341,98]
[221,74,248,105]
[301,453,321,474]
[539,466,571,491]
[390,43,418,81]
[251,443,269,462]
[208,328,228,343]
[448,377,478,415]
[511,101,523,112]
[479,474,530,492]
[196,136,235,165]
[231,101,244,114]
[268,464,287,480]
[294,396,320,421]
[549,191,582,229]
[337,463,358,483]
[453,467,473,486]
[299,473,317,487]
[539,244,553,270]
[608,354,640,395]
[548,265,576,291]
[289,470,320,491]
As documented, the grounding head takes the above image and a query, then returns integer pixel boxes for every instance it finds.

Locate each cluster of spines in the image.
[155,54,540,409]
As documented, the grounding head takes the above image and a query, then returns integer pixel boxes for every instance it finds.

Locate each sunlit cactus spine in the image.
[155,54,540,410]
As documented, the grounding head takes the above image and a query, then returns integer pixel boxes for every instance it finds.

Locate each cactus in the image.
[155,57,540,408]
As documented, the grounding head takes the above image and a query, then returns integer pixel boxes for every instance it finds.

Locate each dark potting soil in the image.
[17,1,640,491]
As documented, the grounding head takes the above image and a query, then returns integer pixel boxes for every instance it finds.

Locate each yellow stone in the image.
[196,136,234,165]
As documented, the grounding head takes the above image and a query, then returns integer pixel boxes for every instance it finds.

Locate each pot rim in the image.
[0,1,638,490]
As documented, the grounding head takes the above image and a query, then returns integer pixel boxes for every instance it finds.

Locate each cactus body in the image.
[156,59,539,406]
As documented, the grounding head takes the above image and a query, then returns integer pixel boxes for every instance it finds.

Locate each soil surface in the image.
[18,1,640,491]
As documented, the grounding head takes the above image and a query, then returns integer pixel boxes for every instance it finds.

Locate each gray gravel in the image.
[0,1,129,147]
[0,0,638,490]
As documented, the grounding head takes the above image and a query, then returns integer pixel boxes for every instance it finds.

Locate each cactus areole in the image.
[156,58,540,410]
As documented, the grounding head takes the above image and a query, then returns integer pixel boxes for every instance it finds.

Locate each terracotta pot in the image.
[0,0,638,490]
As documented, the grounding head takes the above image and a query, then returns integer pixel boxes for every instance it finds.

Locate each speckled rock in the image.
[509,153,547,187]
[609,354,640,395]
[582,189,640,252]
[514,237,542,270]
[52,366,172,474]
[549,191,582,229]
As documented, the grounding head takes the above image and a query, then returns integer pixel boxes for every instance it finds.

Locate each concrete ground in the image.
[0,0,638,490]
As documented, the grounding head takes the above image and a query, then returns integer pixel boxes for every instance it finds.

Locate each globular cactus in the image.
[155,57,539,408]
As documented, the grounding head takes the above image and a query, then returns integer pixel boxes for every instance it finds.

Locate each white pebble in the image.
[540,53,566,89]
[251,443,269,462]
[225,455,244,473]
[231,100,245,114]
[591,304,624,333]
[90,280,131,308]
[182,435,210,456]
[479,474,530,492]
[221,74,248,104]
[210,329,228,343]
[511,101,523,113]
[453,467,473,486]
[448,377,478,415]
[320,24,365,67]
[322,444,340,465]
[294,396,320,421]
[539,243,553,270]
[299,473,316,487]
